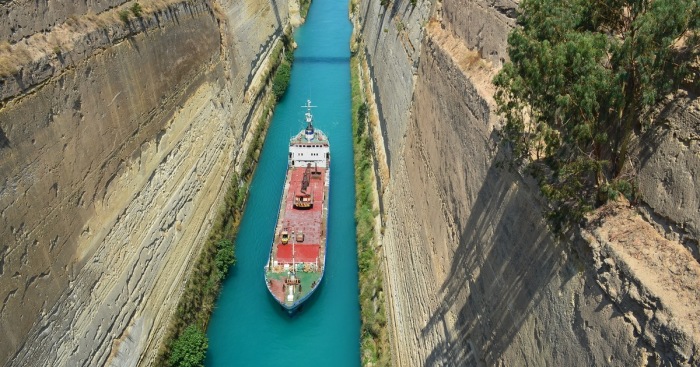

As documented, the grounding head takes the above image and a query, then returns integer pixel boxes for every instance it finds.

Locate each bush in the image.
[118,9,130,23]
[168,325,208,367]
[299,0,311,19]
[130,2,143,17]
[284,49,294,64]
[272,62,291,100]
[214,239,235,280]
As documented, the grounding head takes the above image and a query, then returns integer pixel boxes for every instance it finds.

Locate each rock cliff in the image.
[356,0,700,365]
[0,0,290,365]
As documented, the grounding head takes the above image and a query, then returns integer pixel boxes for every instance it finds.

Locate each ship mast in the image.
[302,99,317,141]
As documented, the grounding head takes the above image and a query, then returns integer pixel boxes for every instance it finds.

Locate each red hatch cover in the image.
[276,244,321,264]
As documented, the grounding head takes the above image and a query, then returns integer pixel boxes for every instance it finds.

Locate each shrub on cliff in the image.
[273,61,292,100]
[130,3,143,17]
[168,324,208,367]
[118,9,130,24]
[299,0,311,19]
[214,239,235,280]
[494,0,700,232]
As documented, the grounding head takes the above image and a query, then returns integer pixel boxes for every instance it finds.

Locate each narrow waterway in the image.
[205,0,358,365]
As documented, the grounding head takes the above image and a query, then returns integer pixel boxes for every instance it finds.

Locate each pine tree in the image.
[494,0,700,232]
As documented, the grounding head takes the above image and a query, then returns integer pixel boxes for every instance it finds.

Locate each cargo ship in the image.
[264,100,330,314]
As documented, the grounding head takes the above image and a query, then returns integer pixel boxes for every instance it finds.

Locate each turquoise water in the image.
[205,0,359,365]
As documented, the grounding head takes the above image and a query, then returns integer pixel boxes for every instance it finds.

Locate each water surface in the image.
[206,0,359,365]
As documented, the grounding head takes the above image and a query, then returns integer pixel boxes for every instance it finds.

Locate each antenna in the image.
[302,100,317,141]
[301,99,317,125]
[301,99,318,110]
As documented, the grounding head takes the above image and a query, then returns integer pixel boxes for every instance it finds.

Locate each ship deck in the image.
[265,165,328,306]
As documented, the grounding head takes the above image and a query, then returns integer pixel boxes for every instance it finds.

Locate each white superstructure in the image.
[288,100,330,168]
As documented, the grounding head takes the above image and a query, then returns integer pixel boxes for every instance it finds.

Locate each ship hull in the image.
[264,162,330,314]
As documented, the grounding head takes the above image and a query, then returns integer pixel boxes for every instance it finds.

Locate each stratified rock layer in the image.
[0,0,290,365]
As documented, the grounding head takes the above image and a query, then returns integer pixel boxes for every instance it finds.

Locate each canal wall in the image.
[355,0,700,365]
[0,0,293,365]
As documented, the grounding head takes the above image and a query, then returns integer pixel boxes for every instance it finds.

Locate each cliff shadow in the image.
[268,0,283,29]
[637,89,698,171]
[421,138,563,366]
[0,127,8,149]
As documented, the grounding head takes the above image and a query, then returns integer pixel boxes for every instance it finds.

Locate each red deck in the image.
[273,166,326,265]
[276,244,321,264]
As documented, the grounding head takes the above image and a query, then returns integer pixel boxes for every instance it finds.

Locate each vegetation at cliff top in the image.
[157,35,291,363]
[494,0,700,233]
[351,55,391,367]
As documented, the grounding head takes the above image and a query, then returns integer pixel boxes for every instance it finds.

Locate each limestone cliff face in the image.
[636,94,700,261]
[355,0,430,170]
[0,0,289,365]
[0,0,128,43]
[358,0,700,365]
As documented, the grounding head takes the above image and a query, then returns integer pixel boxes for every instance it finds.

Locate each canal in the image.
[205,0,359,365]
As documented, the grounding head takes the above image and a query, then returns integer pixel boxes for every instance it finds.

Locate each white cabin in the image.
[288,100,330,168]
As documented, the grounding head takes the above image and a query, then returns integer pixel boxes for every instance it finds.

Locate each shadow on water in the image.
[421,136,564,366]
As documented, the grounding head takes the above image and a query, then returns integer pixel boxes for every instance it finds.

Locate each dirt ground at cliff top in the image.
[588,201,700,342]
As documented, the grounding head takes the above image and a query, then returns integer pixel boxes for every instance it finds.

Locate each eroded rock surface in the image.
[358,0,700,365]
[637,93,700,261]
[0,0,290,365]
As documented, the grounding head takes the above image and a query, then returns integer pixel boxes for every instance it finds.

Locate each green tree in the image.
[214,239,235,280]
[494,0,699,232]
[272,62,292,100]
[168,324,208,367]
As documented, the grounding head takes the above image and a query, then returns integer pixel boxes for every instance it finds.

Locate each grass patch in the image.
[351,55,391,366]
[0,41,30,78]
[299,0,312,19]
